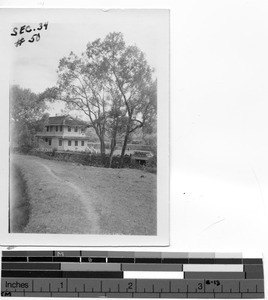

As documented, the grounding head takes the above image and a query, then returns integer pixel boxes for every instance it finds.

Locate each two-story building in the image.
[36,115,91,151]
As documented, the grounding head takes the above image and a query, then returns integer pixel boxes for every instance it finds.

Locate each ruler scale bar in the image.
[1,278,265,291]
[1,251,264,298]
[2,253,263,263]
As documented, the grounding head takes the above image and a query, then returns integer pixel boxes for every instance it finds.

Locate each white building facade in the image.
[36,115,90,152]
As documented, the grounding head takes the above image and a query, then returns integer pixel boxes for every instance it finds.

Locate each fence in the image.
[27,150,157,173]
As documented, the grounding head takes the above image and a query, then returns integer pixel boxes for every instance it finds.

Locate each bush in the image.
[52,147,57,156]
[145,156,157,174]
[27,150,156,173]
[17,145,33,154]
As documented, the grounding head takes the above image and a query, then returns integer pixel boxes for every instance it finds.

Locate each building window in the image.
[60,126,63,131]
[68,140,71,146]
[75,141,78,146]
[46,126,49,132]
[74,127,78,132]
[68,126,71,132]
[48,139,52,146]
[45,138,48,142]
[59,140,62,146]
[81,141,84,146]
[81,127,85,133]
[56,126,58,132]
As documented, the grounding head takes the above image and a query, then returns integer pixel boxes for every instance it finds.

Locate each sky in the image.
[10,10,165,95]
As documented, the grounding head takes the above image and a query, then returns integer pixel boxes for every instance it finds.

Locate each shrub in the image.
[27,150,156,173]
[145,156,157,174]
[52,147,57,156]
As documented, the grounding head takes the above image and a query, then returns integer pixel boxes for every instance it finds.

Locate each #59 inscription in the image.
[11,22,49,47]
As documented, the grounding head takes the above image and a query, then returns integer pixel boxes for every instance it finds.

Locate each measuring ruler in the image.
[1,251,264,298]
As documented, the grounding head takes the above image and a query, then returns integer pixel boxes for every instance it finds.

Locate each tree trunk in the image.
[95,130,106,166]
[108,117,119,168]
[100,138,106,165]
[120,120,131,168]
[109,139,116,168]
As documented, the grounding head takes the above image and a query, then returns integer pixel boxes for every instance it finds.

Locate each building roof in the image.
[46,116,67,125]
[46,115,89,127]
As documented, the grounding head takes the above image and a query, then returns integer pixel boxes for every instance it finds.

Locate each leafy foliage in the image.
[54,32,157,166]
[10,85,48,151]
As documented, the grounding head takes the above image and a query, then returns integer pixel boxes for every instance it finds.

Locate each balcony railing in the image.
[36,131,86,137]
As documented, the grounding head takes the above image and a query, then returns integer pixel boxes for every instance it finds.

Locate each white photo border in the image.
[0,8,169,246]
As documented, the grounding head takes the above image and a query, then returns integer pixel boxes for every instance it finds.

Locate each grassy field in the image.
[9,163,30,233]
[10,154,157,235]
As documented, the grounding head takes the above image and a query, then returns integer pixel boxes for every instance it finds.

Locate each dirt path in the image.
[10,155,101,234]
[10,154,157,235]
[36,161,100,233]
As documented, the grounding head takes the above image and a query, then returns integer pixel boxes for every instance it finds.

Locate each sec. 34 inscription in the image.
[11,22,49,47]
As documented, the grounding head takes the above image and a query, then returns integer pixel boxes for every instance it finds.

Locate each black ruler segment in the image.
[28,257,53,262]
[188,258,215,264]
[2,252,28,257]
[81,257,106,263]
[108,257,135,263]
[244,265,263,273]
[52,257,80,262]
[2,263,61,270]
[2,257,27,262]
[243,259,263,264]
[214,258,243,264]
[2,270,62,278]
[162,258,189,264]
[1,251,264,298]
[63,271,123,278]
[2,271,123,278]
[184,272,246,279]
[135,258,162,264]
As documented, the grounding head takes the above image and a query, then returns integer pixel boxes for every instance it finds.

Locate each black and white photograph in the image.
[0,9,169,245]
